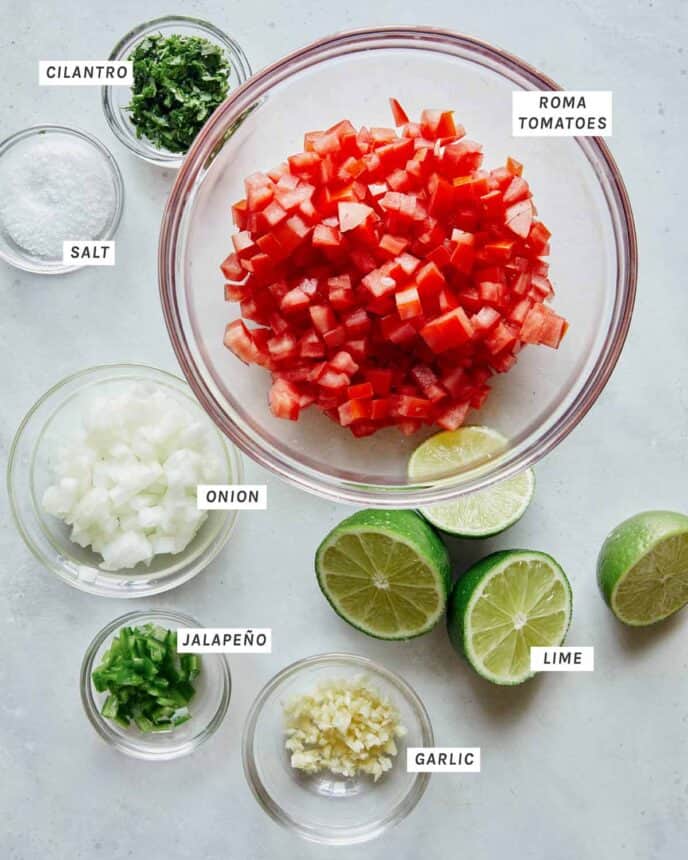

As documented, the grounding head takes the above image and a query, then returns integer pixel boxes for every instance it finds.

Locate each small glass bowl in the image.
[242,653,434,845]
[81,610,231,760]
[7,363,243,597]
[0,125,124,275]
[103,15,252,167]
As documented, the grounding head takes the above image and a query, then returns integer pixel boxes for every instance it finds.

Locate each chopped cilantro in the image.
[127,33,231,154]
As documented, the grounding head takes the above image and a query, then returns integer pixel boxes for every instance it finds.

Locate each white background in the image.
[1,1,687,858]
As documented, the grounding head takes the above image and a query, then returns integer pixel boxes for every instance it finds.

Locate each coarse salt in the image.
[0,133,116,259]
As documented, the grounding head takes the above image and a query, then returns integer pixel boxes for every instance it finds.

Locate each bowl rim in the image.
[80,609,232,760]
[6,362,243,597]
[159,25,637,505]
[241,651,434,845]
[102,14,252,167]
[0,124,124,275]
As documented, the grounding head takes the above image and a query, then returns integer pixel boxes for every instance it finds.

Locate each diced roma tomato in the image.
[281,286,311,315]
[224,320,260,365]
[505,199,534,238]
[313,224,342,248]
[428,177,455,217]
[365,368,393,396]
[484,321,518,355]
[444,139,483,174]
[396,285,423,320]
[269,379,301,420]
[415,261,446,299]
[528,221,552,254]
[347,381,374,400]
[436,400,470,430]
[521,303,568,348]
[480,190,505,219]
[221,100,567,436]
[370,398,391,421]
[396,252,420,277]
[338,201,374,232]
[319,369,349,390]
[310,305,337,334]
[362,268,397,300]
[220,252,244,281]
[502,176,530,205]
[267,331,298,362]
[389,98,410,126]
[410,365,446,401]
[482,240,514,264]
[338,398,372,426]
[508,298,532,324]
[539,314,568,348]
[232,200,248,229]
[341,307,371,336]
[449,230,475,274]
[426,242,451,269]
[421,308,474,353]
[379,234,408,257]
[471,306,501,332]
[323,325,347,350]
[232,231,257,260]
[381,315,417,345]
[440,366,467,398]
[224,282,248,302]
[328,282,356,311]
[299,330,325,358]
[330,350,360,375]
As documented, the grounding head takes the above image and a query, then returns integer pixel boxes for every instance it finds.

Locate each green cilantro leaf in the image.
[126,33,231,154]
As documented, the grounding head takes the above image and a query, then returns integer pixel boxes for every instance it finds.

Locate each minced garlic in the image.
[283,676,407,781]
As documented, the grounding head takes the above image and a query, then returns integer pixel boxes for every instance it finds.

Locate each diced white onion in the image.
[42,382,222,571]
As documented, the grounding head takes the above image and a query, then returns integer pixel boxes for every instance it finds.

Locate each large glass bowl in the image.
[242,653,433,844]
[159,27,636,506]
[7,363,242,597]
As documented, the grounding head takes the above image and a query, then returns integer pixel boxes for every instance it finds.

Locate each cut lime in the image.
[597,510,688,626]
[447,550,572,685]
[315,509,451,640]
[408,426,534,537]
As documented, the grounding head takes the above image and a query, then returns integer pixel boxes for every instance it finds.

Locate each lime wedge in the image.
[597,510,688,626]
[315,509,451,640]
[448,550,572,685]
[408,426,534,537]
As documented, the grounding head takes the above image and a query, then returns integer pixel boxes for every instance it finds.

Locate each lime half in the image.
[448,550,572,685]
[408,426,534,537]
[315,509,451,640]
[597,510,688,626]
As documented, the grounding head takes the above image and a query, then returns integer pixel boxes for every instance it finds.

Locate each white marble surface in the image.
[1,1,687,858]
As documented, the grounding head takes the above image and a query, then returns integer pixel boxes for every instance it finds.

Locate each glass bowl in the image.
[159,26,637,506]
[7,363,242,597]
[81,610,231,760]
[242,653,433,845]
[0,125,124,275]
[103,15,252,168]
